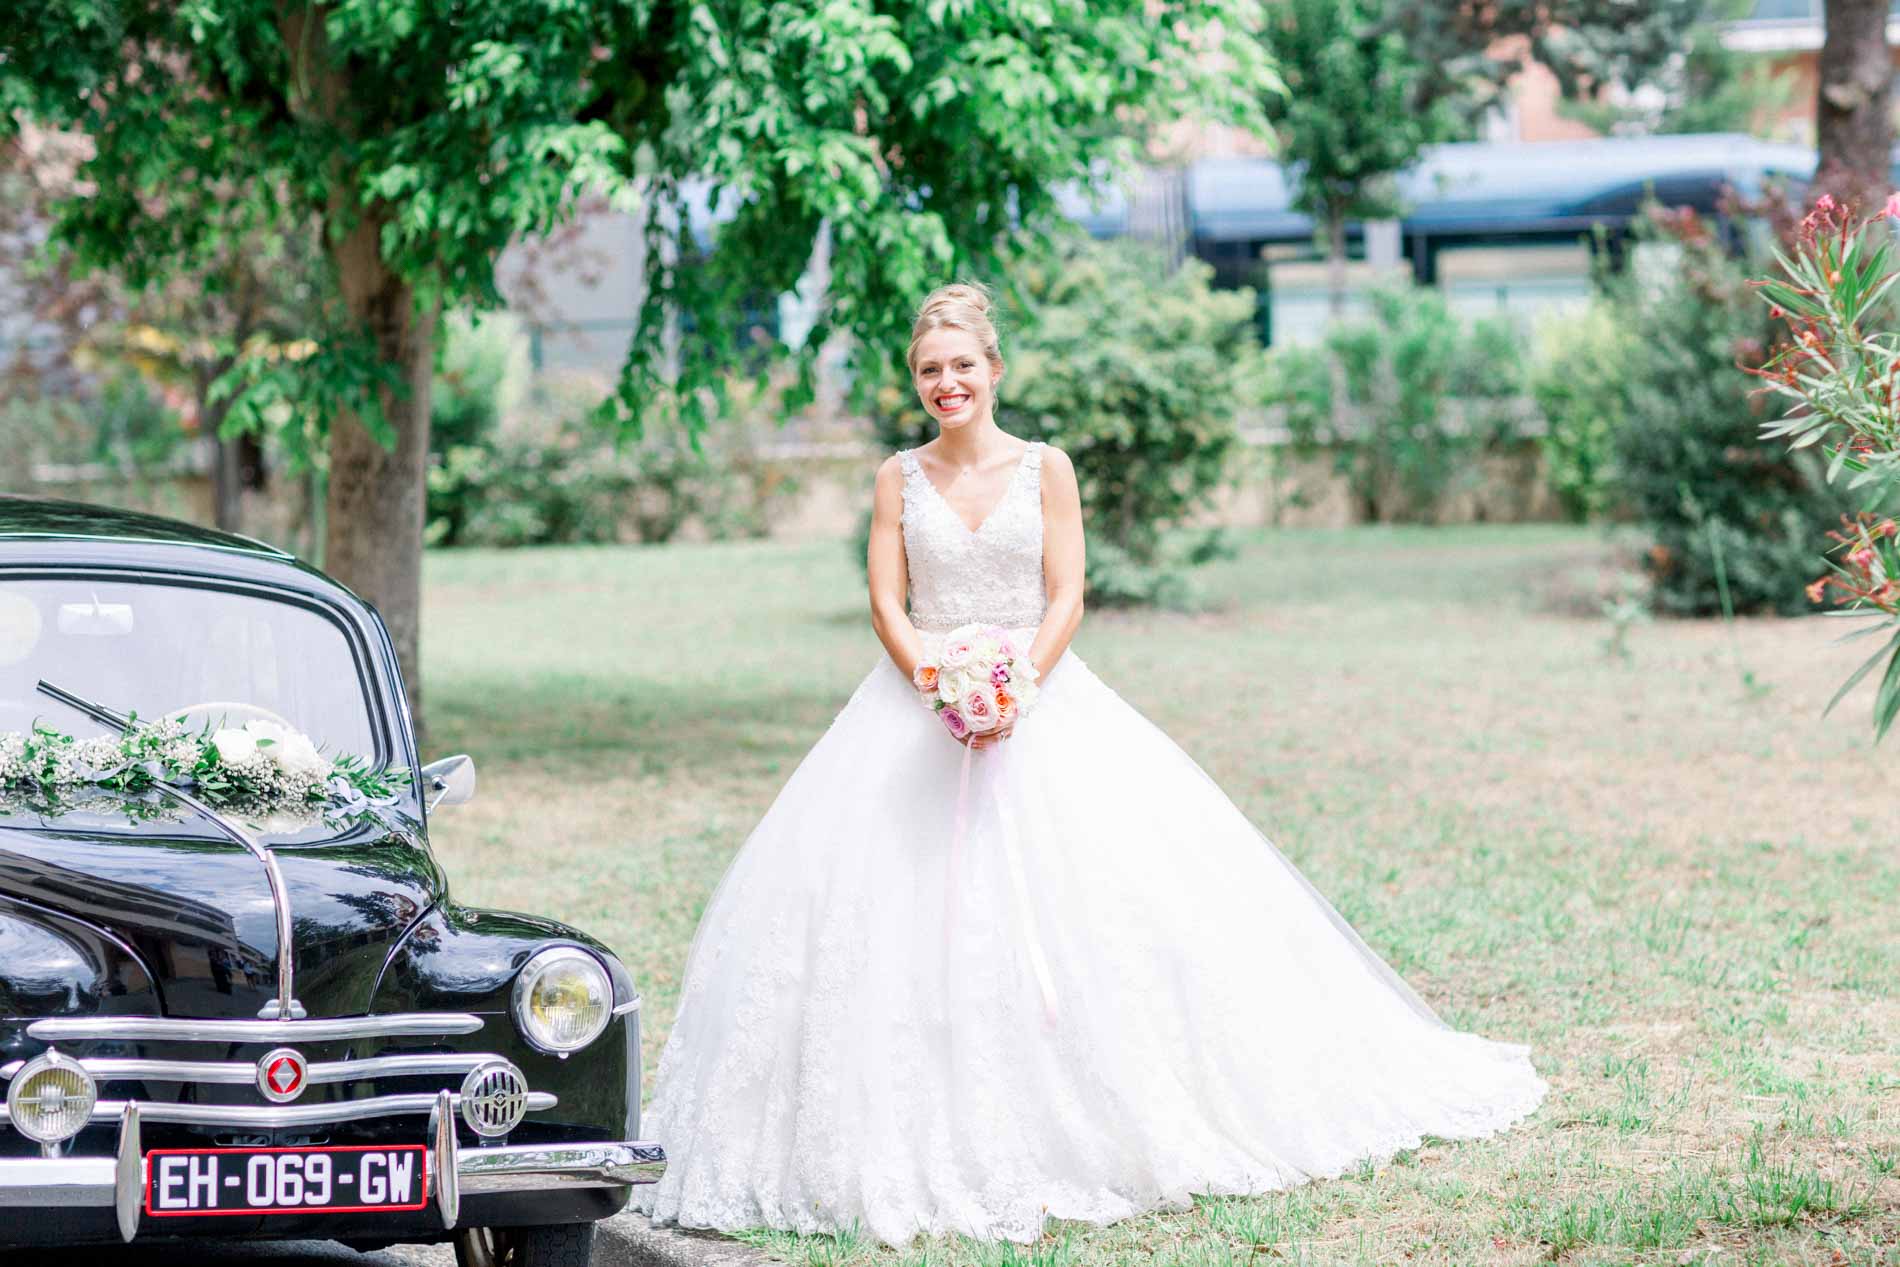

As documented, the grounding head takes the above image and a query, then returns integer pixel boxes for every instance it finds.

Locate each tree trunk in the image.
[201,364,243,533]
[1326,206,1348,318]
[1814,0,1893,215]
[210,434,243,532]
[326,210,437,745]
[279,2,438,746]
[1325,201,1360,515]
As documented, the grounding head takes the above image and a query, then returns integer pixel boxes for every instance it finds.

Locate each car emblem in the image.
[256,1048,308,1103]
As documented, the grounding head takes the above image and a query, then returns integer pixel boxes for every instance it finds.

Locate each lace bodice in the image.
[899,441,1047,633]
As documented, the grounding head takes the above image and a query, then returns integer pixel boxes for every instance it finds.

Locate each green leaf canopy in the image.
[3,0,1281,437]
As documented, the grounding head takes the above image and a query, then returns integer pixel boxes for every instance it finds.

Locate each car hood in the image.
[0,798,442,1020]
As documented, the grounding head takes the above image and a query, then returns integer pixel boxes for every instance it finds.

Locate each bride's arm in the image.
[1028,446,1085,682]
[868,455,926,679]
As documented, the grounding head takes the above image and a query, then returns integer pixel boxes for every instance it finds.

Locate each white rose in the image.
[939,627,980,670]
[276,733,331,777]
[938,669,972,706]
[242,719,293,748]
[211,729,257,764]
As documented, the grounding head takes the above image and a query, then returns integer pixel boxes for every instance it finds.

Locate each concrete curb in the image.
[596,1210,780,1267]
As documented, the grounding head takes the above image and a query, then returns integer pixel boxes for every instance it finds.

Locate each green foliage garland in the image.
[0,717,409,814]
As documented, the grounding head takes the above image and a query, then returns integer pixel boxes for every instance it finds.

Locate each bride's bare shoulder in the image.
[872,453,907,506]
[1037,443,1077,481]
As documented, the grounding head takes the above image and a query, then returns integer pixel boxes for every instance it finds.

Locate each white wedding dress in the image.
[632,440,1546,1246]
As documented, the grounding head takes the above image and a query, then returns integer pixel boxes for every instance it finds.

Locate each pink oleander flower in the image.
[1886,191,1900,220]
[990,662,1010,686]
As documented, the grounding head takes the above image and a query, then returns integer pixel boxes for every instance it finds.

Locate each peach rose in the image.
[913,663,939,692]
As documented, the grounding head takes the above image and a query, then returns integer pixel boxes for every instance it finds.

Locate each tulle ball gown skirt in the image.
[633,628,1547,1246]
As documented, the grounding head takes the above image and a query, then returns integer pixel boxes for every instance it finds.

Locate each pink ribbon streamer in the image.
[944,737,1060,1028]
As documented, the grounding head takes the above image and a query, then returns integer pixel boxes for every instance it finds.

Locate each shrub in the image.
[1529,301,1632,522]
[89,367,189,471]
[1607,206,1866,616]
[427,370,799,549]
[860,236,1257,606]
[426,312,533,544]
[1268,283,1526,522]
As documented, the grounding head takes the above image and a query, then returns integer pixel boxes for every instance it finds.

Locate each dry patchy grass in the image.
[421,524,1900,1266]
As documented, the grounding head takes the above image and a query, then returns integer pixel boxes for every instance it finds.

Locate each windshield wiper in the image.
[35,678,135,732]
[35,679,307,1020]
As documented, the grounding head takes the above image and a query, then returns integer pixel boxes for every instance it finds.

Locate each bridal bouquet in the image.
[911,624,1040,742]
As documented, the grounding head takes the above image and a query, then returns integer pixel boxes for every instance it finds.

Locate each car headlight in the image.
[512,947,612,1055]
[7,1050,97,1145]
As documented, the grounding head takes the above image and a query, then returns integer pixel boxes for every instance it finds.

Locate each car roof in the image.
[0,494,295,559]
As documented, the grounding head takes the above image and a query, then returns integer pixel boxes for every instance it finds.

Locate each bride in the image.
[632,282,1546,1247]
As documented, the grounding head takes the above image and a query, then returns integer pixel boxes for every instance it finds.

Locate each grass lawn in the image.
[421,523,1899,1267]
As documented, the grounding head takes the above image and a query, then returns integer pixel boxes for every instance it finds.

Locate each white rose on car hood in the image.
[211,728,257,764]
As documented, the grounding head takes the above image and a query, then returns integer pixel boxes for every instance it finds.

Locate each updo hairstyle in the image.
[906,281,1004,377]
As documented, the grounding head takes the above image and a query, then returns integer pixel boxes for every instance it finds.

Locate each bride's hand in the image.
[967,720,1015,750]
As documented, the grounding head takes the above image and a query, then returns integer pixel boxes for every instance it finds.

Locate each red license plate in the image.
[144,1144,430,1216]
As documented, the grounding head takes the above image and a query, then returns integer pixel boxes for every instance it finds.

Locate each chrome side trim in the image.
[3,1051,496,1086]
[25,1013,484,1043]
[0,1139,664,1209]
[312,1053,493,1084]
[611,995,642,1018]
[456,1142,668,1192]
[1,1091,554,1131]
[0,1156,115,1207]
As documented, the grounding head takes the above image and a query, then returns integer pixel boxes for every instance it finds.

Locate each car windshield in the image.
[0,577,378,759]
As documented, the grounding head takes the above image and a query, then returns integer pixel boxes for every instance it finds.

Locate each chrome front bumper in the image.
[0,1092,665,1242]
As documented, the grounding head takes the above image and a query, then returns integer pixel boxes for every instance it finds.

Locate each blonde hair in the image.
[906,281,1003,375]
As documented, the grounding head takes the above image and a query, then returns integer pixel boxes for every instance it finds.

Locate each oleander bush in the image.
[1607,206,1866,616]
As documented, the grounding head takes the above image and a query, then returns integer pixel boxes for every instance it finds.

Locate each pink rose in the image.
[941,637,976,670]
[940,707,969,740]
[962,686,998,732]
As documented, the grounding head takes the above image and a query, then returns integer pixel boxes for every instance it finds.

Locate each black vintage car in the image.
[0,497,662,1265]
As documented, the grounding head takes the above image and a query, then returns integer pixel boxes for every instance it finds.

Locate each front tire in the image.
[453,1223,596,1267]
